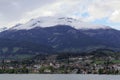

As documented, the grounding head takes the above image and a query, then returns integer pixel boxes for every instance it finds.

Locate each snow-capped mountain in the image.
[11,17,111,30]
[0,16,119,58]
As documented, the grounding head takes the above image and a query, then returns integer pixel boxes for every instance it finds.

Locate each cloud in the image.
[18,0,89,23]
[109,10,120,23]
[0,0,58,27]
[85,0,120,22]
[0,0,120,29]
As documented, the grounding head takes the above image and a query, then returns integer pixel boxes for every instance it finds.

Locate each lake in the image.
[0,74,120,80]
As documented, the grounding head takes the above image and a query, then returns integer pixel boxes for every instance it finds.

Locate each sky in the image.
[0,0,120,30]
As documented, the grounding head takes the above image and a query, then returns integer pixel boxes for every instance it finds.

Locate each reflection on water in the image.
[0,74,120,80]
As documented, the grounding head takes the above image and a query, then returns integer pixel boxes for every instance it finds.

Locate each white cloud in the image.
[17,1,62,24]
[0,0,120,29]
[85,0,120,23]
[86,4,111,20]
[109,10,120,23]
[17,0,89,24]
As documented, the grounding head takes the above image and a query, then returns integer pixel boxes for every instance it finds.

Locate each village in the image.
[0,54,120,74]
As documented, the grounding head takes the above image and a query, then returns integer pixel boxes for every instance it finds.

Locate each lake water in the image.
[0,74,120,80]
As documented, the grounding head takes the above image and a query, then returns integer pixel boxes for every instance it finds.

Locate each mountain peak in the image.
[11,16,111,30]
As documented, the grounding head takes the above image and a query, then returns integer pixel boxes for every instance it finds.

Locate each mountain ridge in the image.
[0,17,119,59]
[0,25,119,52]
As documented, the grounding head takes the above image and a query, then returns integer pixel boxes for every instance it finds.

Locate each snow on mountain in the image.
[0,27,8,32]
[11,16,111,30]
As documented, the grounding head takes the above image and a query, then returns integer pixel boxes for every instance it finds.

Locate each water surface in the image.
[0,74,120,80]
